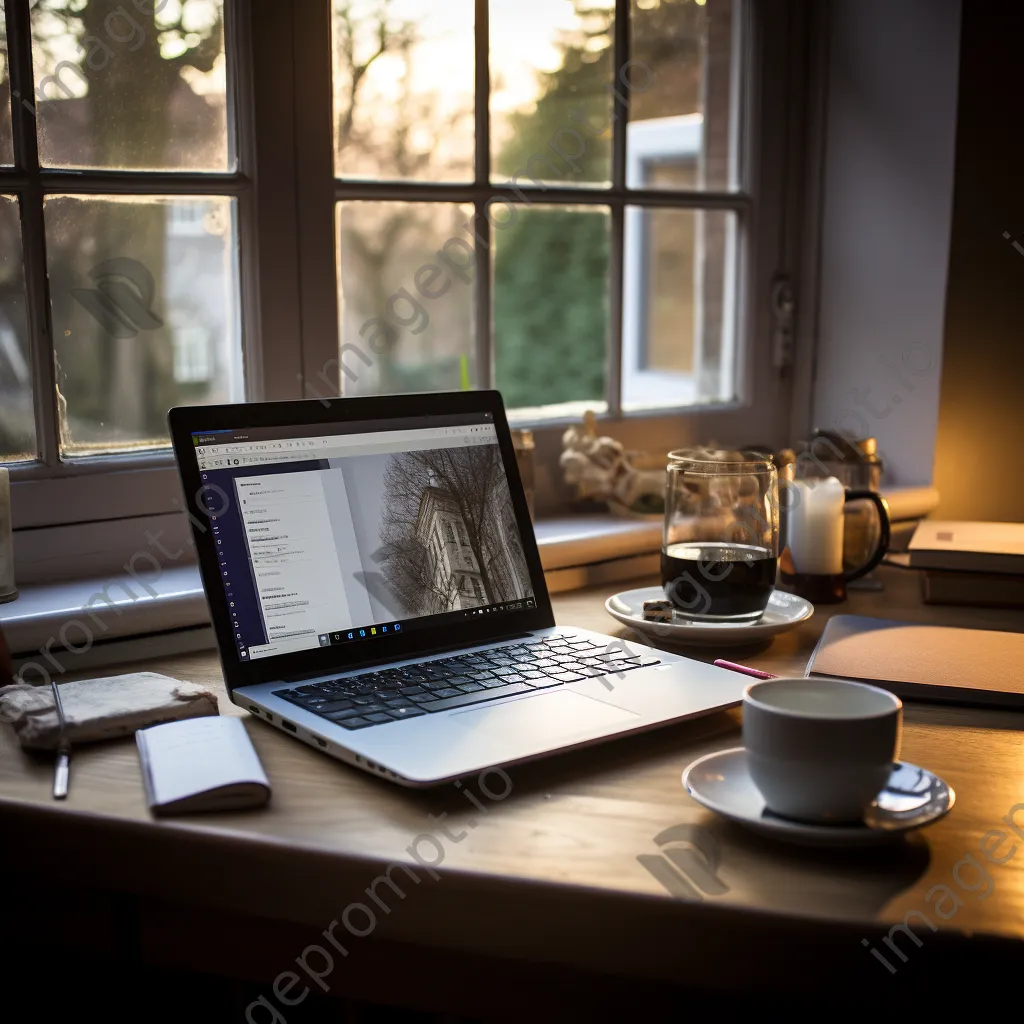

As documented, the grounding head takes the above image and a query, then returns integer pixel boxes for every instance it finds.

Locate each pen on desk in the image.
[50,679,70,801]
[713,659,779,680]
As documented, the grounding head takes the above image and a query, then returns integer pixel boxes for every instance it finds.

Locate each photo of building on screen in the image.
[378,445,533,617]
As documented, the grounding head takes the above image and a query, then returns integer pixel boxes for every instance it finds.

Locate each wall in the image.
[809,0,961,486]
[932,1,1024,522]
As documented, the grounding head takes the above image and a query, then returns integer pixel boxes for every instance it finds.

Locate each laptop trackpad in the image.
[451,691,638,745]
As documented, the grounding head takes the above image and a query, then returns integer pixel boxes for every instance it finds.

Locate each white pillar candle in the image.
[0,467,15,600]
[788,477,845,575]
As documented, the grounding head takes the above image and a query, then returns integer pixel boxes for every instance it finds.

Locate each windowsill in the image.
[3,565,211,660]
[2,485,939,670]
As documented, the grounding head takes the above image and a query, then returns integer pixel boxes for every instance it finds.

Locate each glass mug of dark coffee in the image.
[661,450,779,622]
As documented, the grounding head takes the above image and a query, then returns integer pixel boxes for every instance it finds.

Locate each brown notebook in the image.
[806,615,1024,709]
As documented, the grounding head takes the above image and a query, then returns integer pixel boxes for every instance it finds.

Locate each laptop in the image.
[168,391,746,787]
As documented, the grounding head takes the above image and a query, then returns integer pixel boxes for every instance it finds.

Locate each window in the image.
[2,0,799,551]
[1,0,246,466]
[324,0,750,422]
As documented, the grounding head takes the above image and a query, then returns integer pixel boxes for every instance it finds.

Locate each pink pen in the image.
[713,659,778,680]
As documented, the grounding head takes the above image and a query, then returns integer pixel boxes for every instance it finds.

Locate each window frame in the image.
[1,0,279,529]
[3,0,808,539]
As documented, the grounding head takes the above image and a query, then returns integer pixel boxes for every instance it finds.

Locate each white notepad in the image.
[136,716,271,816]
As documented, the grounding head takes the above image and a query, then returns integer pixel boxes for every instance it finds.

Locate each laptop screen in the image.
[189,411,536,664]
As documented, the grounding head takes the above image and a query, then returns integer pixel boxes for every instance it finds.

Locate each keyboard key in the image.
[295,685,322,695]
[384,697,414,708]
[446,675,475,686]
[336,716,373,730]
[387,706,426,720]
[578,666,610,677]
[455,682,485,693]
[349,702,388,716]
[365,712,393,724]
[324,707,365,722]
[550,671,585,683]
[417,682,532,713]
[502,673,527,683]
[532,659,558,669]
[399,686,427,697]
[525,677,563,689]
[277,693,318,707]
[469,671,495,681]
[492,667,516,677]
[431,687,462,699]
[479,676,513,688]
[318,699,355,714]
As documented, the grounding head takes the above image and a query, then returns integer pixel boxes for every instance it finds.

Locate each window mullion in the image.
[292,0,342,402]
[8,0,60,467]
[607,0,631,418]
[473,0,492,390]
[227,0,264,401]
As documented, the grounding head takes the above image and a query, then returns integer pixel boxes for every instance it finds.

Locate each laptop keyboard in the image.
[271,637,661,731]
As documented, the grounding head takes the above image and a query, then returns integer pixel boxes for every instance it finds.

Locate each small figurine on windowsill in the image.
[559,411,666,518]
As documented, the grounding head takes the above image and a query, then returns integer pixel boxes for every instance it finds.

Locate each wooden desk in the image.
[3,567,1024,1019]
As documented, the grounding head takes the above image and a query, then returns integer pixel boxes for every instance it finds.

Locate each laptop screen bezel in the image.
[168,390,555,692]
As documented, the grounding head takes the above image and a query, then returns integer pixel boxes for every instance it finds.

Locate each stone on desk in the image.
[0,671,219,751]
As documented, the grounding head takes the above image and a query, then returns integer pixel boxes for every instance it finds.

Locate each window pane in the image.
[44,195,242,455]
[494,205,609,416]
[335,201,475,397]
[0,196,35,461]
[621,207,737,411]
[0,2,14,165]
[332,0,474,182]
[491,0,614,187]
[30,0,229,171]
[628,0,737,191]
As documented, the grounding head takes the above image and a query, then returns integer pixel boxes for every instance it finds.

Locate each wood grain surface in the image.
[3,566,1024,1008]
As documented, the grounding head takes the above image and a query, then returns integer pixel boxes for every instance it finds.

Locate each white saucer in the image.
[605,587,813,647]
[682,748,955,847]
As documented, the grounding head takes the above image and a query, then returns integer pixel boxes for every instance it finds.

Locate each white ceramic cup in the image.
[742,677,902,824]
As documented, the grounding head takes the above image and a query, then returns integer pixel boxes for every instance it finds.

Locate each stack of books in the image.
[908,521,1024,608]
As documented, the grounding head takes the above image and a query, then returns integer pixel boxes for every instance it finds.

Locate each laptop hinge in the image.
[280,631,536,684]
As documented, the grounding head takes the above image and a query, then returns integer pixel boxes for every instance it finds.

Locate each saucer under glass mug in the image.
[661,450,780,623]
